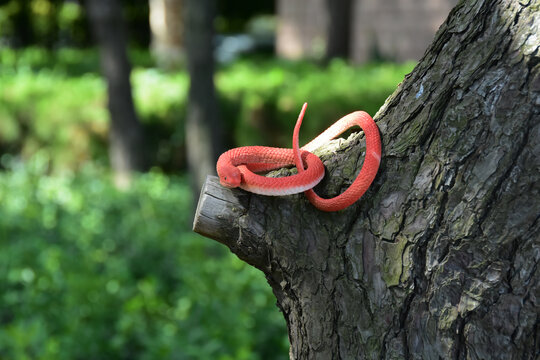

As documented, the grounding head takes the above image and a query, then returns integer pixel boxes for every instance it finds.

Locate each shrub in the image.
[218,58,415,147]
[0,48,415,172]
[0,154,288,359]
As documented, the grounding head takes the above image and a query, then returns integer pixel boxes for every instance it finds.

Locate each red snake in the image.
[216,103,381,211]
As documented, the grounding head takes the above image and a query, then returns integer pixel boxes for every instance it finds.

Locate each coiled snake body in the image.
[216,104,381,212]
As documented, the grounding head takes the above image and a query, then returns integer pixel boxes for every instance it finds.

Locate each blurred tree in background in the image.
[0,0,274,48]
[149,0,184,70]
[184,0,224,196]
[324,0,352,62]
[85,0,147,187]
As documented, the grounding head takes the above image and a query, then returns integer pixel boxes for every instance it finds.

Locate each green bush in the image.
[0,154,288,359]
[218,58,415,147]
[0,47,154,74]
[0,67,108,170]
[0,48,415,172]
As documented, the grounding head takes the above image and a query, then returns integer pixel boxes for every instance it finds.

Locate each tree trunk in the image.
[194,0,539,359]
[325,0,352,61]
[149,0,185,69]
[184,0,224,197]
[86,0,147,187]
[12,1,33,47]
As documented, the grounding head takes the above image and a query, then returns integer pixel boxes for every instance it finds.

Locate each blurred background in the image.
[0,0,455,358]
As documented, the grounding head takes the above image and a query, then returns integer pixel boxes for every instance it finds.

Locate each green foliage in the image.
[0,0,152,47]
[0,0,85,47]
[218,58,415,147]
[0,65,107,170]
[0,154,288,359]
[0,48,415,172]
[0,47,154,74]
[0,0,272,47]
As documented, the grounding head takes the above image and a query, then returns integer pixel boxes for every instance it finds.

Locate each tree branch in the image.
[193,176,271,270]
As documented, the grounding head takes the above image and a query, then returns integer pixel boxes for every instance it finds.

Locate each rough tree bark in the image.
[194,1,539,359]
[86,0,147,187]
[184,0,224,197]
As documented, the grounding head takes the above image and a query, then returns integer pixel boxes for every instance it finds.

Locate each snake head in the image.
[218,166,242,188]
